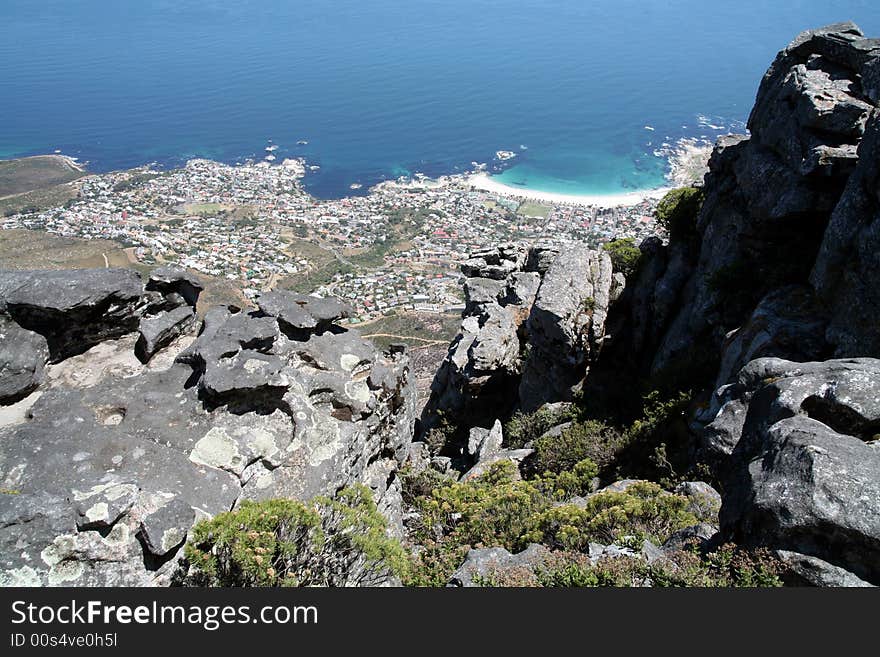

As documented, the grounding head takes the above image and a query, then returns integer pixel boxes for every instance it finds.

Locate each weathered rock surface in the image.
[811,111,880,356]
[0,268,416,586]
[422,243,617,457]
[145,266,203,308]
[448,544,550,587]
[0,268,149,361]
[135,306,196,363]
[695,358,880,584]
[519,246,613,411]
[615,24,880,381]
[0,317,48,404]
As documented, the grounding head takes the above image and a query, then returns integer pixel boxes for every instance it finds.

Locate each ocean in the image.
[1,0,878,199]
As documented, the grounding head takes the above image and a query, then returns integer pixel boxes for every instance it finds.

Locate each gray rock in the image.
[464,278,505,315]
[448,544,550,587]
[0,268,146,361]
[138,498,195,557]
[0,289,416,585]
[712,358,880,585]
[662,524,720,553]
[460,245,527,280]
[519,246,614,411]
[257,290,352,339]
[640,24,879,378]
[460,449,534,482]
[146,267,203,308]
[467,419,504,460]
[811,111,880,357]
[776,550,875,587]
[0,317,48,404]
[135,306,196,363]
[714,285,828,388]
[73,481,140,531]
[674,481,722,522]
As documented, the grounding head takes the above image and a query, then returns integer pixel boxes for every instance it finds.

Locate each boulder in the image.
[704,358,880,584]
[135,306,196,363]
[448,544,550,587]
[519,246,613,411]
[0,317,48,404]
[257,290,352,339]
[0,268,146,361]
[146,267,203,308]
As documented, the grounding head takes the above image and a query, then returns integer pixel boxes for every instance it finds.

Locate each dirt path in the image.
[360,333,448,346]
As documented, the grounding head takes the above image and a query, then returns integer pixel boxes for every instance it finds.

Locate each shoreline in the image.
[466,172,671,208]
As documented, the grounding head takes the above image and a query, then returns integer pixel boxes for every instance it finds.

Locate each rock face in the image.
[811,110,880,356]
[422,243,615,446]
[0,269,149,362]
[700,358,880,584]
[0,317,49,404]
[592,24,880,587]
[617,23,880,380]
[0,269,415,586]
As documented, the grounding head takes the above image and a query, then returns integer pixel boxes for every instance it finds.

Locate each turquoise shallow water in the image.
[1,0,878,199]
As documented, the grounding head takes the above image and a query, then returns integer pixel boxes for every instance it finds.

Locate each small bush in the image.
[524,481,697,550]
[183,485,407,587]
[602,238,643,277]
[655,187,703,238]
[504,406,577,450]
[531,419,624,475]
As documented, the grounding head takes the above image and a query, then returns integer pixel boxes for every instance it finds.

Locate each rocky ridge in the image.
[0,268,415,586]
[419,23,880,586]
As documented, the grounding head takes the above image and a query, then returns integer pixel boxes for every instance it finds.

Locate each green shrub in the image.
[531,419,624,475]
[602,238,643,277]
[183,485,408,587]
[524,481,697,550]
[504,406,577,450]
[655,187,703,237]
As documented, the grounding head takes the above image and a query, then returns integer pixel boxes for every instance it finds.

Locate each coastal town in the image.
[1,155,669,323]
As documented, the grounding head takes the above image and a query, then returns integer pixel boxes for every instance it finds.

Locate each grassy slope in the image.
[0,155,84,197]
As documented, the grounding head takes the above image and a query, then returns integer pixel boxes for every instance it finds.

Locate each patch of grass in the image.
[0,155,84,197]
[516,202,552,219]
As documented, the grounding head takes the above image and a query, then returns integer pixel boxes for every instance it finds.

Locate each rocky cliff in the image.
[419,22,880,586]
[2,22,880,588]
[0,268,415,586]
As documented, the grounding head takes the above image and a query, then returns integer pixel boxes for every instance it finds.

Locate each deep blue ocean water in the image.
[1,0,878,199]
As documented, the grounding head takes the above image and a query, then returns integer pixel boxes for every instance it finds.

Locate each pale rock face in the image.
[0,269,415,587]
[422,243,618,447]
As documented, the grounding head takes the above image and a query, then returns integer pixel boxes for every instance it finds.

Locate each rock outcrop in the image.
[696,358,880,584]
[0,270,415,586]
[617,23,880,381]
[422,243,616,451]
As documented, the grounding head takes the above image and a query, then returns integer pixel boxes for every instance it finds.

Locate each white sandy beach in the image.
[466,172,671,208]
